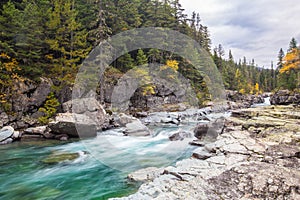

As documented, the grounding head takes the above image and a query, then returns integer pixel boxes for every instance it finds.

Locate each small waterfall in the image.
[252,96,271,107]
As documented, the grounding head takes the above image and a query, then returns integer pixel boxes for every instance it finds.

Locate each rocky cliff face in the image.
[0,78,53,129]
[111,105,300,200]
[102,68,198,113]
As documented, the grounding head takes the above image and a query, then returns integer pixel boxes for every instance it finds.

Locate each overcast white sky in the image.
[181,0,300,68]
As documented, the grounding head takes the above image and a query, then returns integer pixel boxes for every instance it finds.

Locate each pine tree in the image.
[277,48,285,69]
[46,0,90,83]
[136,49,148,66]
[116,52,135,72]
[288,37,298,52]
[0,1,22,57]
[202,26,211,52]
[229,50,234,62]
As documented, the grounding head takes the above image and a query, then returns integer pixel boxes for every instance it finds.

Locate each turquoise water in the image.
[0,125,196,200]
[0,140,138,200]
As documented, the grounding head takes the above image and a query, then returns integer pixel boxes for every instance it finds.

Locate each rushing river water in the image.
[0,111,230,200]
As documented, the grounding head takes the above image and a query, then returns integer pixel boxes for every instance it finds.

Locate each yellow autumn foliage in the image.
[130,67,156,96]
[167,60,179,71]
[0,53,20,72]
[280,48,300,74]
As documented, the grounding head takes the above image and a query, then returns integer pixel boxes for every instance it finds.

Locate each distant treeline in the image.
[0,0,298,109]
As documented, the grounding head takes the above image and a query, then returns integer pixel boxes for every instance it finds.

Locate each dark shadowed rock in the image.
[169,130,192,141]
[270,90,300,105]
[28,77,52,108]
[194,118,225,140]
[0,112,9,127]
[226,90,264,108]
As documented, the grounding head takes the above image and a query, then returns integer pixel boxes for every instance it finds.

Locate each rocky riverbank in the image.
[0,89,267,144]
[111,105,300,200]
[270,90,300,105]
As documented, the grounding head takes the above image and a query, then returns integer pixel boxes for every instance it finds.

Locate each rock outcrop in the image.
[23,98,108,139]
[48,98,107,138]
[0,126,21,145]
[226,90,264,108]
[111,105,300,200]
[270,90,300,105]
[0,78,53,130]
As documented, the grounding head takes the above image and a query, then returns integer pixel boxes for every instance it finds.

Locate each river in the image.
[0,110,231,200]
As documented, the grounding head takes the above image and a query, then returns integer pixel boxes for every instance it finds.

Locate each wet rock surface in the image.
[123,120,151,137]
[111,105,300,200]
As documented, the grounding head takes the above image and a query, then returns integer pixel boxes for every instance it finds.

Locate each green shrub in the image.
[38,92,60,124]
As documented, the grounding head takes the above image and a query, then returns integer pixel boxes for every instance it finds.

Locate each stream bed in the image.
[0,111,230,200]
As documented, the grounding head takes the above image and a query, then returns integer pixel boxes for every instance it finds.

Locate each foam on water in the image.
[0,110,230,199]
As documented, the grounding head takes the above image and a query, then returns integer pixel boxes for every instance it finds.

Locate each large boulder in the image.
[0,126,21,145]
[270,90,300,105]
[0,126,14,141]
[62,98,108,130]
[194,118,225,141]
[123,120,150,136]
[113,113,138,127]
[49,113,97,138]
[169,130,192,141]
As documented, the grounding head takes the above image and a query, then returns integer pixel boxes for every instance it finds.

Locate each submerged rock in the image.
[42,152,80,164]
